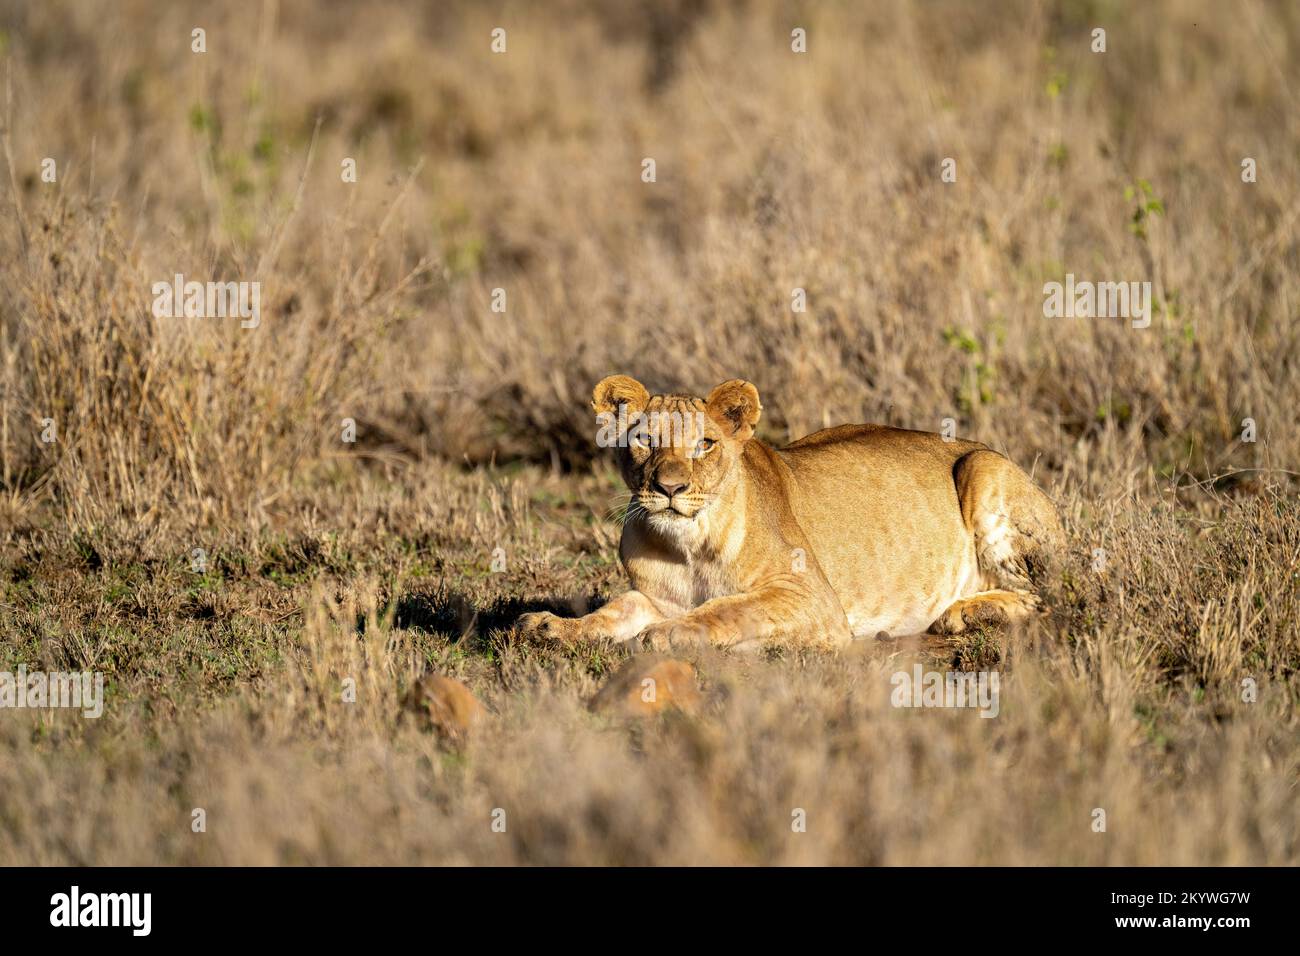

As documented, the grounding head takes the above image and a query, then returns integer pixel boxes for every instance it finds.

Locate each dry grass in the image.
[0,0,1296,865]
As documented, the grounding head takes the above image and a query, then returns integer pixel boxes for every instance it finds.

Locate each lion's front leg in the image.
[636,581,851,653]
[516,589,667,645]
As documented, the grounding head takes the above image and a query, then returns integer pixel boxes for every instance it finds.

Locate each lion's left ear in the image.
[705,379,762,441]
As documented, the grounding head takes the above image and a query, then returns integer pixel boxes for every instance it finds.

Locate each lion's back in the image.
[771,424,990,635]
[781,423,985,461]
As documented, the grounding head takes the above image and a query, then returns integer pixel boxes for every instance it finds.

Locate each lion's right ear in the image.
[592,375,650,416]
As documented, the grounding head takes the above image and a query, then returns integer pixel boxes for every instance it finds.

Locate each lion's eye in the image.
[694,438,715,455]
[628,431,649,450]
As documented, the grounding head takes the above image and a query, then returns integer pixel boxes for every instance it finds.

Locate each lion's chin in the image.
[647,507,698,527]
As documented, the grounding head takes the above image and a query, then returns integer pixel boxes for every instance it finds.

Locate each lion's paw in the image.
[515,611,581,644]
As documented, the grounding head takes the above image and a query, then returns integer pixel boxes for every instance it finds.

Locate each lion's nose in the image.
[654,477,687,497]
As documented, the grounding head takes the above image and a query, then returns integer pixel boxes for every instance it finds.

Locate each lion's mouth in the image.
[638,493,708,520]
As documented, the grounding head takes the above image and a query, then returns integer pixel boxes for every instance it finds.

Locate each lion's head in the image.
[592,375,762,529]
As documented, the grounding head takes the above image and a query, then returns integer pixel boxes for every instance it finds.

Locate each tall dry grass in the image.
[1,0,1297,506]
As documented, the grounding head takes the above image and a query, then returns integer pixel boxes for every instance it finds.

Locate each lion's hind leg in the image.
[953,449,1064,590]
[929,449,1064,635]
[928,588,1037,635]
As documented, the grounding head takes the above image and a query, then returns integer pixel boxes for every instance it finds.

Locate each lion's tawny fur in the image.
[518,376,1065,652]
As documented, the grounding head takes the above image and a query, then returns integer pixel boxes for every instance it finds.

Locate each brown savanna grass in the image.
[0,0,1296,864]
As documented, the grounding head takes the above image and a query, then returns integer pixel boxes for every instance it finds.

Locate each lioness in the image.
[518,375,1064,652]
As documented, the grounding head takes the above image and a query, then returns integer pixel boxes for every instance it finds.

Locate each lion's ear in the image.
[705,379,762,440]
[592,375,650,416]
